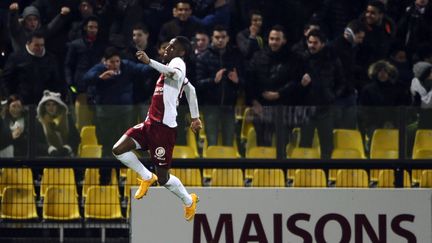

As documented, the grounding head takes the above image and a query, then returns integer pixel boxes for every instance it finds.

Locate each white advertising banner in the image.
[131,188,432,243]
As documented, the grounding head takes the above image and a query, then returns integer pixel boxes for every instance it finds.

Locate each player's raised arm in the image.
[183,78,201,133]
[137,50,181,79]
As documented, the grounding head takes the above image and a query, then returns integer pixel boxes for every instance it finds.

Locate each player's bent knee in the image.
[157,173,169,185]
[112,146,122,156]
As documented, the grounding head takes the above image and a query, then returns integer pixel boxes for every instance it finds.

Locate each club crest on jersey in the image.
[154,147,166,160]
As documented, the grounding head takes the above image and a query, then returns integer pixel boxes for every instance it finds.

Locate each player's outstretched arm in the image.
[136,50,181,80]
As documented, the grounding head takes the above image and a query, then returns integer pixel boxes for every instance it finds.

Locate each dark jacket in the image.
[357,16,395,69]
[195,45,244,106]
[360,80,410,106]
[236,28,264,59]
[65,37,106,92]
[246,45,304,106]
[82,59,152,105]
[301,47,346,106]
[0,50,65,104]
[158,4,229,43]
[330,35,361,95]
[397,3,432,56]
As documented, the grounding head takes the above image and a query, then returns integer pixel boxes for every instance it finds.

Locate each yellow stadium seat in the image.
[292,169,327,187]
[330,148,365,181]
[186,128,200,157]
[79,125,98,154]
[205,146,241,158]
[245,128,257,156]
[79,144,102,158]
[210,169,244,187]
[287,147,321,182]
[40,168,77,198]
[413,129,432,154]
[171,169,202,186]
[335,169,369,188]
[286,128,320,158]
[370,150,399,159]
[246,145,276,159]
[84,186,122,220]
[0,168,35,197]
[290,147,321,159]
[43,186,81,220]
[377,170,411,188]
[333,129,366,158]
[240,107,254,142]
[412,149,432,183]
[173,145,197,158]
[370,129,399,156]
[1,186,38,220]
[82,168,118,198]
[245,146,276,179]
[80,125,98,146]
[420,170,432,188]
[411,130,432,183]
[203,146,241,178]
[413,149,432,159]
[251,169,285,187]
[370,129,399,181]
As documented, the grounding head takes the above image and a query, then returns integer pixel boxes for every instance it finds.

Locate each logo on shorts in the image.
[154,147,166,161]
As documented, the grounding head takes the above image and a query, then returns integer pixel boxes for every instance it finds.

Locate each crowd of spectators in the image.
[1,0,432,158]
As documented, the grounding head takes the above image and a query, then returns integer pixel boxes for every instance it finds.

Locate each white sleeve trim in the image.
[184,82,200,119]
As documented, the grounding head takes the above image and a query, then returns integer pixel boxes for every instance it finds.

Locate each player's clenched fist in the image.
[136,51,150,64]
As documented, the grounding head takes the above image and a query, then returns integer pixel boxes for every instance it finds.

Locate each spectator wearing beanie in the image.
[7,3,70,52]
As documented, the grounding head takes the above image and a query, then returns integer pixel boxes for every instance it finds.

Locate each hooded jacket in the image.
[37,90,79,155]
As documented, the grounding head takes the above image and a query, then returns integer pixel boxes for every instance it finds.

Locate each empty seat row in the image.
[1,185,122,221]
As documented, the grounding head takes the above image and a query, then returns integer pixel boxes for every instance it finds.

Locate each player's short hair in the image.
[175,36,192,58]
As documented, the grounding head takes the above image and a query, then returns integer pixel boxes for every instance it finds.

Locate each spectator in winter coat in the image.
[65,15,106,129]
[299,29,346,159]
[0,32,66,104]
[36,90,79,157]
[330,19,366,129]
[158,0,229,43]
[359,60,410,141]
[247,25,305,147]
[196,25,244,146]
[82,46,152,157]
[236,9,264,60]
